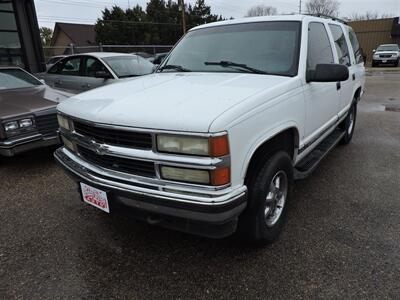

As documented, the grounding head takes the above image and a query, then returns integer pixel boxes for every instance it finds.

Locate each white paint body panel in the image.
[57,15,366,189]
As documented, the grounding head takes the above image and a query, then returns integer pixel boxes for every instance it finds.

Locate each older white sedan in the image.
[36,52,155,94]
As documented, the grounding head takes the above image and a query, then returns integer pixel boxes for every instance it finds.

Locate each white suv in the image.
[55,15,365,243]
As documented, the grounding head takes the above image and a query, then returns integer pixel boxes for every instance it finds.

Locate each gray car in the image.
[36,52,155,94]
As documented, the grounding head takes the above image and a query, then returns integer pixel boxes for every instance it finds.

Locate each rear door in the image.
[347,27,366,96]
[328,24,354,114]
[303,22,340,142]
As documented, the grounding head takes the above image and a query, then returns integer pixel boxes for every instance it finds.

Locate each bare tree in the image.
[245,5,277,17]
[306,0,340,17]
[349,11,394,21]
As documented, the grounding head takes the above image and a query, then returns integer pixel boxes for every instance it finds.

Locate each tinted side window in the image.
[48,60,64,74]
[307,22,334,70]
[348,28,364,64]
[329,24,351,66]
[83,57,109,77]
[59,57,81,76]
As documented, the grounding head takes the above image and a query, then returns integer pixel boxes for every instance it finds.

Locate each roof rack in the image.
[304,13,348,25]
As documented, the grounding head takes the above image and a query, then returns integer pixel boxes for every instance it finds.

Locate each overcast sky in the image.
[34,0,400,29]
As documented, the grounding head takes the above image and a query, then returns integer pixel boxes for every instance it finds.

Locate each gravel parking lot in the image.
[1,73,400,299]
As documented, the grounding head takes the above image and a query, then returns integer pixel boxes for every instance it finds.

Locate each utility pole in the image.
[179,0,186,34]
[299,0,302,14]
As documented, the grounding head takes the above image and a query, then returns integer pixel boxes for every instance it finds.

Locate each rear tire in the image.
[238,151,293,244]
[340,100,357,145]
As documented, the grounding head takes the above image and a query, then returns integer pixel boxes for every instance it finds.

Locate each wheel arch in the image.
[354,86,362,101]
[242,126,300,186]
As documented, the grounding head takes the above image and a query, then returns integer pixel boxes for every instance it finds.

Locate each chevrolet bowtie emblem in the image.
[91,141,108,155]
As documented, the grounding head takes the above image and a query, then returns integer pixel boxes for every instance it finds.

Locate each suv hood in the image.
[375,51,399,55]
[0,85,72,121]
[58,73,294,132]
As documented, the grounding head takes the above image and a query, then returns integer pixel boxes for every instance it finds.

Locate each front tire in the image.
[238,151,293,244]
[340,100,357,145]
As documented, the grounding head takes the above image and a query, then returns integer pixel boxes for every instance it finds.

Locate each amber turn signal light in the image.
[210,167,231,186]
[209,135,230,157]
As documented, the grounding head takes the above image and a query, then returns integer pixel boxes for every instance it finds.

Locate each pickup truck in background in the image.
[55,15,365,244]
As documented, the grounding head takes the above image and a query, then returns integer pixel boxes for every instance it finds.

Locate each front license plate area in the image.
[382,60,387,63]
[80,182,110,213]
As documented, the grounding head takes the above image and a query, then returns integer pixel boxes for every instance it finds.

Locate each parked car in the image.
[46,55,67,70]
[55,15,365,243]
[131,52,153,59]
[372,44,400,67]
[36,53,155,94]
[0,67,72,157]
[148,52,169,65]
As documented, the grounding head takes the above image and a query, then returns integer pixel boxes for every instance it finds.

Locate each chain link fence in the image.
[43,44,174,63]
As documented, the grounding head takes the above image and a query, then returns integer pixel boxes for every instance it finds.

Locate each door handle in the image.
[82,83,91,88]
[55,79,62,85]
[352,74,356,81]
[336,82,341,90]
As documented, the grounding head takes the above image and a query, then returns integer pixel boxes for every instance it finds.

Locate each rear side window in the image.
[348,28,364,64]
[329,24,351,66]
[307,22,334,70]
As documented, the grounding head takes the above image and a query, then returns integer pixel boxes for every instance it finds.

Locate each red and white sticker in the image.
[80,182,110,213]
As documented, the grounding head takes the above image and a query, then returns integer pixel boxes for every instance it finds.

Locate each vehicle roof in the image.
[190,14,346,31]
[70,52,137,58]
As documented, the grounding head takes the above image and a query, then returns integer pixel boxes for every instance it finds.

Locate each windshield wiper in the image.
[159,64,191,72]
[118,74,140,78]
[204,61,267,74]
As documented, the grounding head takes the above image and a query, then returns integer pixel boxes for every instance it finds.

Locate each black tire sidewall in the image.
[239,151,293,243]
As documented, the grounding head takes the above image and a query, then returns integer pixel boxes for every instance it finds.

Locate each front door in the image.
[303,22,340,142]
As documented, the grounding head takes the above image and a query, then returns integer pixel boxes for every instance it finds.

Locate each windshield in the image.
[103,55,155,78]
[377,45,399,52]
[160,21,301,76]
[0,69,42,90]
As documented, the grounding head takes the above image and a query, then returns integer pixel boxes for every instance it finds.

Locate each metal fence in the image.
[43,44,174,62]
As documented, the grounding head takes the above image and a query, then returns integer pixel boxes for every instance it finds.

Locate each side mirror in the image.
[39,79,46,85]
[373,49,376,53]
[306,64,349,83]
[95,70,112,79]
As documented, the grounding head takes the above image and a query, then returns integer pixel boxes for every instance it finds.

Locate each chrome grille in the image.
[77,145,156,178]
[36,114,59,136]
[74,121,152,149]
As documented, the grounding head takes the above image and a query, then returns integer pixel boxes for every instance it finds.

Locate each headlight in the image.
[3,118,34,134]
[61,136,74,151]
[161,166,210,184]
[57,114,70,130]
[157,134,229,157]
[4,121,19,132]
[19,118,33,128]
[160,166,230,186]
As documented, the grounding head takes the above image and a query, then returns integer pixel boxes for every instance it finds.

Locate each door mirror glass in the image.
[306,64,349,83]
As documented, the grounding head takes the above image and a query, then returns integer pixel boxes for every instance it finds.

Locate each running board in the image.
[294,129,345,180]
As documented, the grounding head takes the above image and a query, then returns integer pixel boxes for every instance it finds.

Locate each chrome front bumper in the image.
[0,134,60,156]
[54,147,247,236]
